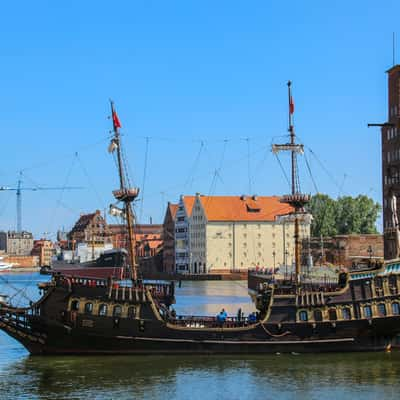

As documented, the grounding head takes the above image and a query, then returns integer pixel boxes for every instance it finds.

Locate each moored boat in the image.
[1,86,400,355]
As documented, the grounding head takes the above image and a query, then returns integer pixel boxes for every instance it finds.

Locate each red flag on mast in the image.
[112,110,121,129]
[289,95,294,115]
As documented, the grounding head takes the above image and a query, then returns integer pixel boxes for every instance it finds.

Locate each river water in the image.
[0,273,400,399]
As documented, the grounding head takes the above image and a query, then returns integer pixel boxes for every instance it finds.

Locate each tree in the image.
[307,193,338,237]
[306,193,381,237]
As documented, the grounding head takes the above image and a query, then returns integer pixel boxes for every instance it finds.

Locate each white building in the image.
[174,196,195,273]
[178,194,310,274]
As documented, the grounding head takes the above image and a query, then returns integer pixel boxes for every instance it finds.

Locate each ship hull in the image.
[14,315,400,355]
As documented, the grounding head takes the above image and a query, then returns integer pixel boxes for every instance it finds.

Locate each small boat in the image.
[0,257,13,272]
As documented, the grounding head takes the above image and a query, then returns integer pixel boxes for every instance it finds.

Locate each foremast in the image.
[272,81,310,284]
[109,101,139,281]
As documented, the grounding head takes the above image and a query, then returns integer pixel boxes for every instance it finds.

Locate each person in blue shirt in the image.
[217,308,227,325]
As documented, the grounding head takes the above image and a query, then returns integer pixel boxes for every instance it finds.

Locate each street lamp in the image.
[272,250,276,274]
[367,245,373,264]
[284,249,289,279]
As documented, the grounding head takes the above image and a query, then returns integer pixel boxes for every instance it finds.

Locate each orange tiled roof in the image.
[196,195,293,222]
[169,203,179,219]
[181,196,196,216]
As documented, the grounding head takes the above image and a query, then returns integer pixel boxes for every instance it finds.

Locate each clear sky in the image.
[0,1,398,238]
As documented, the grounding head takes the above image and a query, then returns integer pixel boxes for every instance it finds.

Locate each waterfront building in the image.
[307,234,383,267]
[31,239,54,266]
[0,231,34,256]
[177,194,310,274]
[162,203,178,273]
[68,210,112,250]
[174,196,195,273]
[382,65,400,259]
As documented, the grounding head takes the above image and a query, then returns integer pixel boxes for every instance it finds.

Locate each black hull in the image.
[13,316,400,355]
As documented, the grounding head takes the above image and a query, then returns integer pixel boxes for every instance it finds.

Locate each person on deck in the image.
[217,308,227,325]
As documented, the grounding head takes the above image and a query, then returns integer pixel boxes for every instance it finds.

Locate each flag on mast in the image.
[289,94,295,115]
[112,110,121,129]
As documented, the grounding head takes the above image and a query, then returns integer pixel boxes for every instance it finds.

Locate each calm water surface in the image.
[0,273,399,399]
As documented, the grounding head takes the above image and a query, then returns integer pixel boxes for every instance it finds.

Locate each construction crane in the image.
[0,172,83,233]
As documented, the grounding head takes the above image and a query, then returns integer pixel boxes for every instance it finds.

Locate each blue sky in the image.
[0,1,398,237]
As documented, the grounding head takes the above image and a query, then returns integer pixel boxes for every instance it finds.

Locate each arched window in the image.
[392,302,400,315]
[377,303,387,317]
[328,309,337,321]
[98,304,108,316]
[313,309,323,322]
[341,307,351,320]
[84,302,93,315]
[299,310,308,322]
[113,305,122,317]
[71,300,80,311]
[128,306,136,319]
[364,305,372,318]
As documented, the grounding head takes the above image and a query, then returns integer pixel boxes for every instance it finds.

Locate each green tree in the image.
[306,193,381,237]
[336,195,381,235]
[307,193,338,237]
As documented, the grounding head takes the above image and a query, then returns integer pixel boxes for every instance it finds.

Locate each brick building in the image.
[108,223,163,271]
[307,234,383,267]
[382,65,400,259]
[162,203,178,273]
[31,239,54,266]
[68,210,112,249]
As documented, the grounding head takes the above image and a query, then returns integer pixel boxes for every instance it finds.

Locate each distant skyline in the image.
[0,1,398,237]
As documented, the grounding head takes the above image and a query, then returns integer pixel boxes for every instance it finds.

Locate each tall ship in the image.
[1,81,400,355]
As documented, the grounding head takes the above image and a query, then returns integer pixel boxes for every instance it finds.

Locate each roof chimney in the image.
[240,195,247,201]
[252,195,258,201]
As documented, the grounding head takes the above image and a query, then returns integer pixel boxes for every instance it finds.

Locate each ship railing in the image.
[169,315,252,329]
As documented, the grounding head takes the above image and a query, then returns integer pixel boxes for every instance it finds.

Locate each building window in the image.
[363,305,372,318]
[377,303,387,317]
[113,305,122,317]
[328,309,337,321]
[299,310,308,321]
[98,304,108,316]
[84,302,93,315]
[341,307,351,320]
[313,309,323,321]
[392,302,400,315]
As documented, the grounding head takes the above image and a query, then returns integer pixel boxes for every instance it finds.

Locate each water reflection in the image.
[1,353,400,399]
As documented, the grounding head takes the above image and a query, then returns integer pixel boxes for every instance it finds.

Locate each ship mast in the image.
[109,101,139,281]
[272,81,310,284]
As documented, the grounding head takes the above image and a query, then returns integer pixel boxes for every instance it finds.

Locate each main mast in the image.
[272,81,310,284]
[109,101,139,281]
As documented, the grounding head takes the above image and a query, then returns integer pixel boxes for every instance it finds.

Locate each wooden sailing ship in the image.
[1,89,400,355]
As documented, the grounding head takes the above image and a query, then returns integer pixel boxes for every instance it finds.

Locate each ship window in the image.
[377,303,387,317]
[328,309,337,321]
[71,300,79,311]
[392,302,400,315]
[128,306,136,319]
[313,309,323,322]
[364,305,372,318]
[84,302,93,315]
[299,310,308,322]
[98,304,108,316]
[113,305,122,317]
[341,308,351,320]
